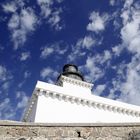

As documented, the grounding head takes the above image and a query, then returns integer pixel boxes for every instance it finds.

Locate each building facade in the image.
[23,64,140,123]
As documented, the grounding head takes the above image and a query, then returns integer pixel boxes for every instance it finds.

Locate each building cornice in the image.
[23,88,140,121]
[60,75,93,89]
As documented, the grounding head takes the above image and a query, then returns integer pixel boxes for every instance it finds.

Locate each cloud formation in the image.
[2,2,17,13]
[107,0,140,105]
[7,7,37,49]
[87,12,109,33]
[0,65,13,94]
[81,50,112,82]
[0,98,16,120]
[16,91,29,109]
[40,42,68,59]
[40,67,58,83]
[20,52,30,61]
[77,36,96,49]
[0,65,9,81]
[2,0,64,49]
[37,0,63,30]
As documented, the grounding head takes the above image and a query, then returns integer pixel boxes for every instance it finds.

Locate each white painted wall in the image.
[34,95,140,123]
[24,77,140,123]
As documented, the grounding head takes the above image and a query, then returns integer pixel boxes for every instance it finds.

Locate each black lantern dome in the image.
[57,64,84,81]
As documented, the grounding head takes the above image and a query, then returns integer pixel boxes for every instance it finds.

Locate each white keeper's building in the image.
[23,64,140,123]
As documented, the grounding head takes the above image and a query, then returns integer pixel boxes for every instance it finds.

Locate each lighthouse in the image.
[23,64,140,123]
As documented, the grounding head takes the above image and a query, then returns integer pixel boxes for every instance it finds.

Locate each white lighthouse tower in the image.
[23,64,140,123]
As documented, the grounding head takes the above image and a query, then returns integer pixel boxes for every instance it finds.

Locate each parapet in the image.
[1,120,140,139]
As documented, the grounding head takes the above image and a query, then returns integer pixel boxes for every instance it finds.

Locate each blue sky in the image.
[0,0,140,121]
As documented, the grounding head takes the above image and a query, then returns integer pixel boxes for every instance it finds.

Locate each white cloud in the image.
[79,36,96,49]
[0,65,8,81]
[67,32,105,63]
[118,54,140,105]
[37,0,53,5]
[123,0,133,10]
[67,44,86,62]
[92,50,112,65]
[0,44,4,51]
[112,45,123,56]
[56,45,67,55]
[41,47,54,58]
[8,8,37,49]
[67,35,97,62]
[40,67,52,78]
[121,16,140,42]
[81,50,112,82]
[106,0,140,105]
[2,2,17,13]
[16,91,29,109]
[2,82,10,91]
[109,0,140,105]
[94,85,106,96]
[0,65,13,95]
[20,52,30,61]
[56,0,64,3]
[83,36,95,48]
[0,65,13,82]
[40,67,58,80]
[120,0,140,55]
[21,9,37,31]
[37,0,63,30]
[40,42,67,59]
[17,71,31,88]
[87,12,109,33]
[8,13,19,30]
[3,0,63,49]
[24,71,31,79]
[103,50,112,63]
[110,0,140,106]
[17,81,25,88]
[0,91,29,120]
[0,98,16,120]
[37,0,53,18]
[49,13,60,26]
[84,56,104,82]
[48,9,62,30]
[0,98,10,109]
[109,0,115,6]
[40,5,52,18]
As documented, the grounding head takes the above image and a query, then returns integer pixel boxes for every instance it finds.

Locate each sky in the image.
[0,0,140,121]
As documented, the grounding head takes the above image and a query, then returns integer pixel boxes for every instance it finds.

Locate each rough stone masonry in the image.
[1,121,140,140]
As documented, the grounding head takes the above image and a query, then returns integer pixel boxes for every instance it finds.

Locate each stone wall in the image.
[1,121,140,140]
